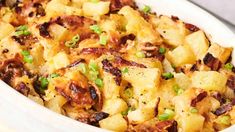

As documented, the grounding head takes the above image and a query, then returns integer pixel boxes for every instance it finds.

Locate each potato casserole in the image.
[0,0,235,131]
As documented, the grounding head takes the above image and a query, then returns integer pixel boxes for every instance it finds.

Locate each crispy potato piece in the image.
[208,43,233,63]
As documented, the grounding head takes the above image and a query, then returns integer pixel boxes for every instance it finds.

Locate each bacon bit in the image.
[154,97,160,116]
[67,59,85,68]
[33,3,46,17]
[80,48,108,56]
[38,22,51,38]
[140,42,157,51]
[2,49,9,54]
[156,120,178,132]
[102,59,122,85]
[226,75,235,91]
[191,91,208,107]
[214,99,235,116]
[185,23,200,32]
[203,53,222,71]
[171,16,179,22]
[90,84,103,111]
[119,34,136,45]
[89,112,109,126]
[113,56,147,68]
[0,56,24,85]
[110,0,136,12]
[190,60,201,72]
[11,35,38,45]
[15,82,30,96]
[55,82,94,107]
[211,92,226,105]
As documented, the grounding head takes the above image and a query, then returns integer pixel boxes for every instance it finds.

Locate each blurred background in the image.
[190,0,235,32]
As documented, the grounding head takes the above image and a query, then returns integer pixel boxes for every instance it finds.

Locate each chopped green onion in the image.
[143,5,151,14]
[124,88,133,98]
[15,25,31,36]
[164,109,175,118]
[91,0,99,3]
[89,70,99,81]
[121,107,135,116]
[90,25,102,34]
[218,115,231,125]
[65,34,80,48]
[122,67,129,74]
[158,109,175,121]
[224,63,234,71]
[136,51,146,58]
[159,47,166,54]
[190,107,198,113]
[21,50,33,63]
[21,50,30,56]
[158,113,170,121]
[78,63,87,74]
[173,84,184,95]
[162,72,174,80]
[95,78,103,87]
[89,61,99,72]
[39,77,49,89]
[99,35,108,45]
[49,73,60,78]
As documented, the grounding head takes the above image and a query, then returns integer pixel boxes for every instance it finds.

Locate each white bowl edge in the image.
[0,0,235,131]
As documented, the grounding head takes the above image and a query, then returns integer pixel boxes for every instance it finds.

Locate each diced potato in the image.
[127,107,155,124]
[45,95,67,114]
[99,114,127,132]
[180,113,205,132]
[49,24,69,41]
[122,67,161,96]
[191,71,227,92]
[99,19,117,32]
[82,2,110,17]
[52,0,70,5]
[46,1,82,17]
[162,58,175,73]
[28,95,44,105]
[229,107,235,124]
[174,73,191,90]
[156,16,188,47]
[185,30,209,60]
[71,0,88,8]
[102,98,128,115]
[208,43,233,63]
[30,43,45,67]
[0,36,22,58]
[0,22,14,40]
[119,6,162,44]
[156,79,176,113]
[103,72,121,99]
[53,52,70,70]
[166,45,196,67]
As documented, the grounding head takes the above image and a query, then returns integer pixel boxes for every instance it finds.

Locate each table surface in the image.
[190,0,235,32]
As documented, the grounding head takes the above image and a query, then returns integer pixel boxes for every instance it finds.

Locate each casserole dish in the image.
[0,0,235,131]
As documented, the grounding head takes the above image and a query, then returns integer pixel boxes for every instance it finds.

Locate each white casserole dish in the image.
[0,0,234,131]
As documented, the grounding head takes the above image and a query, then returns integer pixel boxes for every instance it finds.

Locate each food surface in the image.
[0,0,235,131]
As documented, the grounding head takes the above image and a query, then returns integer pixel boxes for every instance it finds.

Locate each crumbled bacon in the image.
[113,56,147,68]
[102,59,122,85]
[38,22,51,38]
[12,35,38,45]
[119,34,136,45]
[214,99,235,116]
[156,120,178,132]
[89,112,109,126]
[0,56,24,85]
[154,97,160,116]
[203,53,222,71]
[15,82,30,96]
[226,75,235,91]
[110,0,136,12]
[211,92,226,105]
[33,3,45,17]
[67,59,85,68]
[185,23,200,32]
[171,16,179,22]
[89,84,103,111]
[191,91,208,107]
[55,82,94,107]
[80,48,108,56]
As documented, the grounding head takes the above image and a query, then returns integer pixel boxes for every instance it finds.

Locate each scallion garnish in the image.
[65,34,80,48]
[90,25,102,34]
[21,50,33,63]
